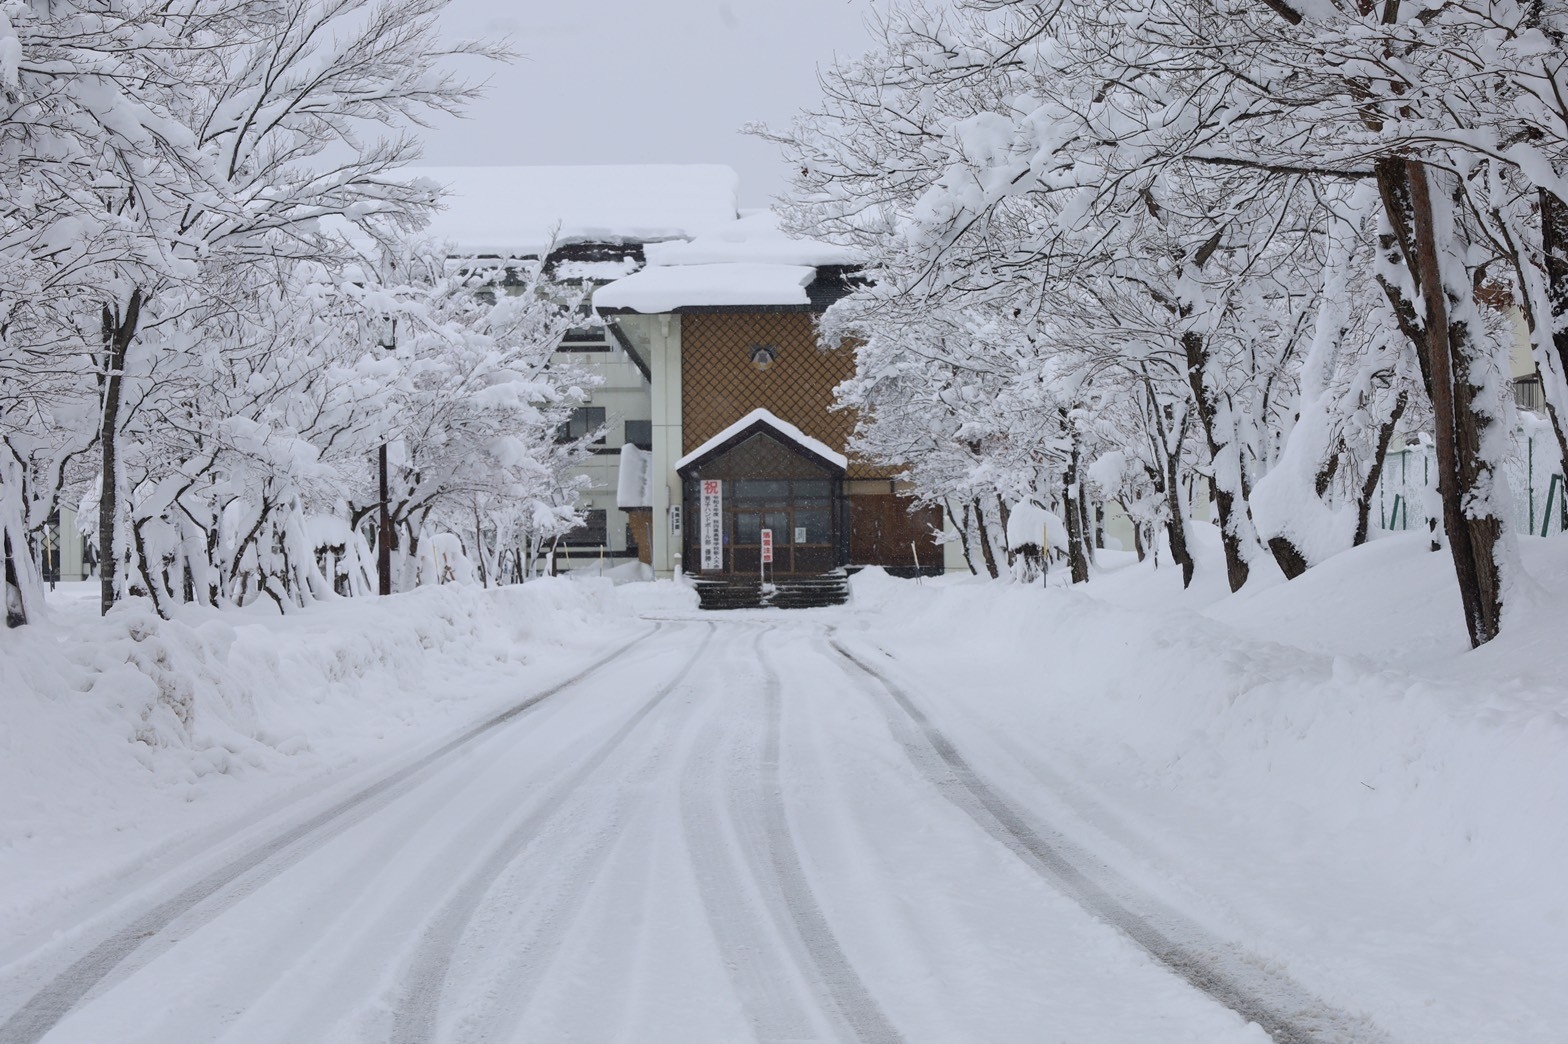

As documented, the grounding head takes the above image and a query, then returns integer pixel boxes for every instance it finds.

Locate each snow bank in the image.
[848,532,1568,1041]
[0,579,641,941]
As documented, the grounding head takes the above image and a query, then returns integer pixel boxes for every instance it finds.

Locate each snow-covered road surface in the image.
[1,615,1375,1043]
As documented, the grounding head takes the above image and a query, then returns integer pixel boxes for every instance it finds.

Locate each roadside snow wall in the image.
[0,579,639,936]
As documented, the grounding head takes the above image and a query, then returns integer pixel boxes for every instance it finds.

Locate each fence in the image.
[1374,430,1568,537]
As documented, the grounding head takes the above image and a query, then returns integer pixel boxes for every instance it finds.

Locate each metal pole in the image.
[1528,436,1536,533]
[378,442,392,596]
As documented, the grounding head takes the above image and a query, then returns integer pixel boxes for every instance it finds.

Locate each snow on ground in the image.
[1,534,1563,1042]
[842,529,1568,1042]
[0,578,649,949]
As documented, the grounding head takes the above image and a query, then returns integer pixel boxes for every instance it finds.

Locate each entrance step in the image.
[690,572,850,610]
[692,577,764,610]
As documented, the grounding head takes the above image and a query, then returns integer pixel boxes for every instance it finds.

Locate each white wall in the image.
[553,323,653,557]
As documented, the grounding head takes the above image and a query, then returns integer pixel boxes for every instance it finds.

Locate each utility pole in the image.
[378,442,392,596]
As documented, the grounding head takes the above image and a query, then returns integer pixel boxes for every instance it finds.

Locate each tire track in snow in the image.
[828,638,1387,1044]
[390,621,717,1044]
[0,624,661,1044]
[682,626,905,1044]
[751,636,905,1044]
[680,630,824,1043]
[429,623,728,1043]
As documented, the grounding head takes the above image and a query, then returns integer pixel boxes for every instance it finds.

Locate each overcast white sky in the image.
[417,0,881,208]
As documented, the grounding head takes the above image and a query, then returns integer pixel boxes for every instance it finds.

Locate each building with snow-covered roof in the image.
[414,167,955,597]
[411,164,741,567]
[594,210,959,603]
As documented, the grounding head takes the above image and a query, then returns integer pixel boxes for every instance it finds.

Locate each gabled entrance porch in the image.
[676,410,850,606]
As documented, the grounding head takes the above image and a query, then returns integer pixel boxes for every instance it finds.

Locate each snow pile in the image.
[0,579,641,938]
[1004,501,1067,551]
[411,165,739,255]
[616,443,653,509]
[847,531,1568,1041]
[614,578,701,614]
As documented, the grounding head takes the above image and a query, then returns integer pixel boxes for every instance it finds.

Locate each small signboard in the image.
[670,504,681,534]
[700,479,723,570]
[794,526,806,544]
[760,528,774,564]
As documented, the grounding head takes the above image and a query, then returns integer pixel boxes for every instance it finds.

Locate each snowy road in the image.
[0,615,1379,1043]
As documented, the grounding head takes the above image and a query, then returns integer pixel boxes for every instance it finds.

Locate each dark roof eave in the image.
[594,303,825,317]
[593,264,869,318]
[604,319,652,382]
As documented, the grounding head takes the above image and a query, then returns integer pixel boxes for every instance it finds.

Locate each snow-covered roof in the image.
[408,165,739,256]
[593,210,860,313]
[554,257,640,281]
[675,408,848,472]
[616,444,653,509]
[592,263,817,313]
[642,210,861,267]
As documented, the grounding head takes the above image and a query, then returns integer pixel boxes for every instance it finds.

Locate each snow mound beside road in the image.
[0,578,637,942]
[849,530,1568,1042]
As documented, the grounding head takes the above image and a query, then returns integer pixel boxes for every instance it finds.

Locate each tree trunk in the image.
[377,443,393,595]
[995,497,1014,568]
[1355,389,1410,546]
[1147,392,1194,585]
[1180,330,1252,592]
[1077,474,1097,569]
[3,531,26,627]
[971,497,1000,579]
[1062,430,1090,584]
[1404,161,1504,647]
[98,291,143,617]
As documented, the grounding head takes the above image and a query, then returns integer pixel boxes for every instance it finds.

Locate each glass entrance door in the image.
[728,478,835,575]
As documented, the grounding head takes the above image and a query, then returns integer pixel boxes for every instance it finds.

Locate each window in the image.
[557,406,606,444]
[624,419,652,450]
[1515,375,1546,412]
[561,509,608,547]
[748,343,779,370]
[559,327,610,349]
[558,301,610,350]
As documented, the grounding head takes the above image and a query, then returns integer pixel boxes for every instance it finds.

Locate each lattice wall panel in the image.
[681,312,895,479]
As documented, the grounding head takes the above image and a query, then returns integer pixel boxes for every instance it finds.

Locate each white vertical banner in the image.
[700,479,723,570]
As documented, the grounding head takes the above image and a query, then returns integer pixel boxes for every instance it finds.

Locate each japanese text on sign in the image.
[760,528,774,564]
[699,479,723,570]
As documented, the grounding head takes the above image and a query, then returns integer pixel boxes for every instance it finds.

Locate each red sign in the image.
[760,528,774,563]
